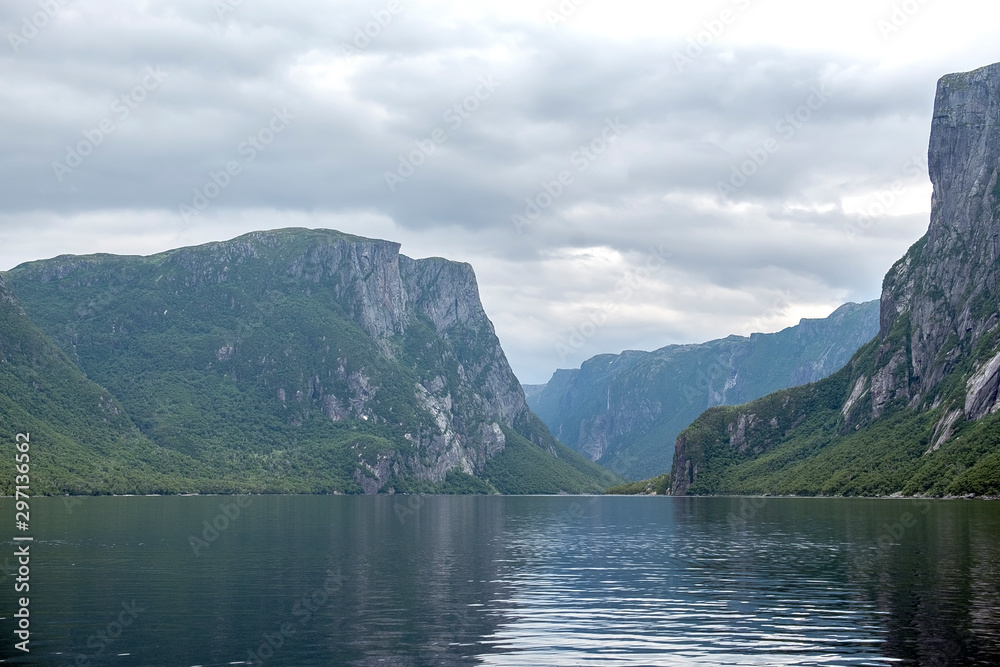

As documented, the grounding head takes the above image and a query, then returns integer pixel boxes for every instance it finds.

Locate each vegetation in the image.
[481,425,620,494]
[606,474,670,495]
[0,230,619,496]
[527,301,880,480]
[611,206,1000,498]
[621,328,1000,498]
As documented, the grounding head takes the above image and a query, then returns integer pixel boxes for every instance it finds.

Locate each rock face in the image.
[872,63,1000,417]
[5,228,617,494]
[670,62,1000,497]
[526,301,879,479]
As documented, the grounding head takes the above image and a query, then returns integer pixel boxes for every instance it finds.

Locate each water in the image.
[2,495,999,666]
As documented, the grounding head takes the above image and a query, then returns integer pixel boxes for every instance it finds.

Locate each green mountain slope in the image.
[668,62,1000,498]
[526,301,879,479]
[4,228,618,494]
[0,275,216,495]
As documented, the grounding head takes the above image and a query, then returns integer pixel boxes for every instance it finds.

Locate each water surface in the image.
[2,496,999,666]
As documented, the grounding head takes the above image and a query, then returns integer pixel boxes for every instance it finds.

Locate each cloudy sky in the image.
[1,0,998,383]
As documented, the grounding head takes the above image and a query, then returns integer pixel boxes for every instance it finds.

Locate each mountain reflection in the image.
[4,496,1000,666]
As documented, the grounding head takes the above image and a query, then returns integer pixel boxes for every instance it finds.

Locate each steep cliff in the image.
[526,301,879,479]
[670,62,1000,497]
[4,228,617,494]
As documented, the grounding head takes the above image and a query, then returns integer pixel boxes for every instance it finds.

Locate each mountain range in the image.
[525,300,879,479]
[7,62,1000,499]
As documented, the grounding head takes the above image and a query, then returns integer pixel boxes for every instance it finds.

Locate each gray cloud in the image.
[0,0,987,382]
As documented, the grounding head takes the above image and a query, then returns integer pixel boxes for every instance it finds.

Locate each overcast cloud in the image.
[1,0,998,383]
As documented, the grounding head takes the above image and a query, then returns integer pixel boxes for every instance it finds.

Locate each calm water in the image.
[2,495,1000,666]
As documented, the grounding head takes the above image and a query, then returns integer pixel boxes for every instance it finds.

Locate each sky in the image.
[0,0,998,384]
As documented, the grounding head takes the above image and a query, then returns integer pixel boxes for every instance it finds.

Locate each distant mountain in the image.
[2,228,618,495]
[521,384,547,402]
[525,301,880,479]
[669,62,1000,498]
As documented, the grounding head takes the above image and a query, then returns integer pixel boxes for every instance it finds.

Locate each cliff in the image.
[670,62,1000,497]
[3,228,618,494]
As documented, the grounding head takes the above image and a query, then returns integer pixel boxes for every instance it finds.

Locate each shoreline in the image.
[2,492,997,500]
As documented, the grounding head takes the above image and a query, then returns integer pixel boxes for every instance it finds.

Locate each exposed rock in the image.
[871,350,907,419]
[353,454,396,495]
[6,227,615,494]
[965,350,1000,420]
[880,62,1000,411]
[322,394,350,421]
[671,434,695,496]
[669,61,1000,496]
[930,409,964,453]
[728,413,756,452]
[842,376,868,423]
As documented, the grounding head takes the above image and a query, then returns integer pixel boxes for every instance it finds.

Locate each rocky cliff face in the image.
[878,64,1000,416]
[6,228,616,494]
[400,255,527,426]
[526,301,879,479]
[669,62,1000,497]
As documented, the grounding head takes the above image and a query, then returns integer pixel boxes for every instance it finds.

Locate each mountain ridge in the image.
[526,300,880,479]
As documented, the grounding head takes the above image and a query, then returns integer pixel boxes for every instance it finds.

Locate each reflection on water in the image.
[1,496,999,666]
[482,497,893,666]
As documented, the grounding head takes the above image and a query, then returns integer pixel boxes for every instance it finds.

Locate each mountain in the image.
[2,228,619,495]
[669,62,1000,498]
[525,300,880,479]
[521,384,547,403]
